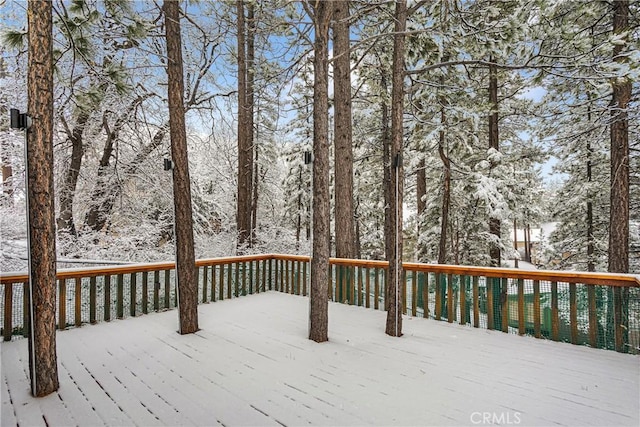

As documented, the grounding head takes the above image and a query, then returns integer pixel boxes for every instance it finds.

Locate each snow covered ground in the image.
[2,292,638,426]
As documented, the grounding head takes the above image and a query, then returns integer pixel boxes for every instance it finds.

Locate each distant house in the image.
[511,222,557,266]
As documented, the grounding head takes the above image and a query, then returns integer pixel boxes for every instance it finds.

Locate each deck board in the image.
[2,292,638,426]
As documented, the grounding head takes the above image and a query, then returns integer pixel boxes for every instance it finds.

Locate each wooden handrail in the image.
[2,253,638,287]
[286,255,639,287]
[0,254,274,284]
[1,252,637,352]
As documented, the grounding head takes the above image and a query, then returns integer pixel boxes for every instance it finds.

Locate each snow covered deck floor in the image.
[2,292,638,426]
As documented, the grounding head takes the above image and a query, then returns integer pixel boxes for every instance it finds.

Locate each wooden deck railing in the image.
[2,254,639,353]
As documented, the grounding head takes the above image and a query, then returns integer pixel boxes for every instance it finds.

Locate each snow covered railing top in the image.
[1,254,638,287]
[1,254,639,353]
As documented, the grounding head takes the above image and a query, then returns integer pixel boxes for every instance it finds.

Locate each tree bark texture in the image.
[488,61,501,267]
[385,0,407,337]
[164,0,198,335]
[608,0,630,275]
[309,1,332,343]
[236,0,253,250]
[27,0,59,397]
[609,0,630,353]
[333,0,356,259]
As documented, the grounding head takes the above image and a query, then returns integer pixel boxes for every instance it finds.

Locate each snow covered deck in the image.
[2,292,638,426]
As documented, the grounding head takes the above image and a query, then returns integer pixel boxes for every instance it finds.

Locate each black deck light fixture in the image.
[10,107,36,392]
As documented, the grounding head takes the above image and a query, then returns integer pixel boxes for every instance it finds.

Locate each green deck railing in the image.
[1,254,638,353]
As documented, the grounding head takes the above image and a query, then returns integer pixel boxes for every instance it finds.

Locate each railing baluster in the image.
[411,271,417,317]
[280,259,284,293]
[59,279,66,330]
[227,263,233,299]
[472,276,479,327]
[487,277,494,330]
[357,267,363,307]
[90,276,97,324]
[435,273,442,320]
[588,285,597,348]
[219,264,225,301]
[447,274,454,324]
[348,266,353,305]
[296,261,301,295]
[22,282,29,338]
[423,272,429,319]
[402,270,407,314]
[117,274,124,319]
[3,283,13,341]
[249,261,254,295]
[153,271,160,312]
[202,266,208,303]
[551,281,559,341]
[501,278,508,333]
[460,275,467,326]
[164,270,171,309]
[241,262,246,296]
[235,262,240,297]
[328,263,333,300]
[374,268,379,310]
[365,267,371,309]
[104,275,111,321]
[517,279,525,335]
[570,283,578,344]
[130,273,137,317]
[142,272,149,314]
[302,261,308,297]
[75,278,82,327]
[533,280,540,338]
[211,266,217,302]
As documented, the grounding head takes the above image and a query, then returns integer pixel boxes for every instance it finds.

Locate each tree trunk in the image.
[437,83,450,265]
[164,0,198,335]
[247,2,256,245]
[333,0,356,259]
[608,0,630,275]
[608,0,630,353]
[488,61,501,267]
[296,166,303,247]
[308,1,332,343]
[84,123,167,232]
[416,157,426,258]
[381,72,391,309]
[586,138,594,272]
[236,0,253,250]
[1,92,13,205]
[26,0,59,397]
[57,112,89,236]
[385,0,407,338]
[1,151,13,205]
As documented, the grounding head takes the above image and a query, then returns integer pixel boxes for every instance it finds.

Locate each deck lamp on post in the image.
[10,108,39,394]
